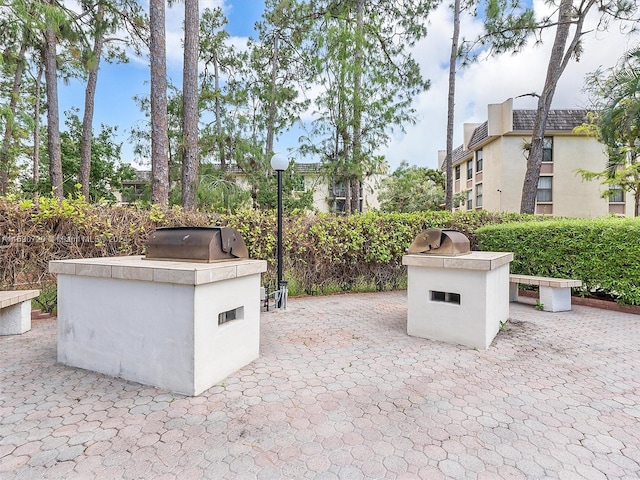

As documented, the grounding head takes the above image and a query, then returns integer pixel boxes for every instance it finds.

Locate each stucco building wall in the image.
[441,98,634,218]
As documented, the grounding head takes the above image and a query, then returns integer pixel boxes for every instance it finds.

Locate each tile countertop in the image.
[49,256,267,286]
[0,290,41,309]
[402,251,513,271]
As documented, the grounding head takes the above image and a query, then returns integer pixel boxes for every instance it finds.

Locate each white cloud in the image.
[379,2,639,171]
[129,0,229,69]
[131,158,151,170]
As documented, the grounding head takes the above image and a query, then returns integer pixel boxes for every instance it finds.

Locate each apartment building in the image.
[439,98,634,217]
[121,163,383,213]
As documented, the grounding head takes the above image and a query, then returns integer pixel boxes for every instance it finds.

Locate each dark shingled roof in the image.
[467,109,588,149]
[122,170,151,184]
[206,163,322,174]
[468,122,488,149]
[452,145,472,163]
[512,109,588,131]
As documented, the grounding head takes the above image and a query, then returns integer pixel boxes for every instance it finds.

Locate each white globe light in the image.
[270,153,288,171]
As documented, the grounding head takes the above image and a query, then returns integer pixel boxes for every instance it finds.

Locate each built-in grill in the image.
[408,229,470,256]
[145,226,249,262]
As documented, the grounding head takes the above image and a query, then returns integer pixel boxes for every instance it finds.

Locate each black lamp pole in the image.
[276,167,283,291]
[270,154,288,308]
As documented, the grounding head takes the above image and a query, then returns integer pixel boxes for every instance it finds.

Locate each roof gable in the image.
[468,122,488,149]
[467,108,588,149]
[512,109,588,131]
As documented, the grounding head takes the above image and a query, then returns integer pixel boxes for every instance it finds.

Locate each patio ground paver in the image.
[1,290,640,479]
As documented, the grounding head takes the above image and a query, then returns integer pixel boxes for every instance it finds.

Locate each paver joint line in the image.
[1,291,639,480]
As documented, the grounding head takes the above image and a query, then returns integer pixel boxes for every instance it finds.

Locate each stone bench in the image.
[0,290,40,335]
[509,274,582,312]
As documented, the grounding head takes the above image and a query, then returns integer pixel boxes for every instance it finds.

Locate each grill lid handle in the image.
[219,228,249,258]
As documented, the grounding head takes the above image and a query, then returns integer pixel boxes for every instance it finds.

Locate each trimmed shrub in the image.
[0,196,213,288]
[6,196,633,304]
[476,218,640,305]
[1,197,539,296]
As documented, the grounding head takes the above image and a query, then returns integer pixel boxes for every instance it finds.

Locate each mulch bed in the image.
[31,309,56,320]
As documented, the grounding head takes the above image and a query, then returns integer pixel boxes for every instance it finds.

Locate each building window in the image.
[466,160,473,180]
[609,187,624,203]
[476,150,483,172]
[542,137,553,162]
[466,190,473,210]
[455,165,461,180]
[476,184,483,208]
[537,176,552,202]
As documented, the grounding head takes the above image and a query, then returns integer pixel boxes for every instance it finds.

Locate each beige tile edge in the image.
[0,290,40,308]
[47,257,266,286]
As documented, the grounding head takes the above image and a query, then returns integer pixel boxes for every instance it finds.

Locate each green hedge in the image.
[0,196,538,296]
[229,210,539,293]
[7,196,638,304]
[476,218,640,305]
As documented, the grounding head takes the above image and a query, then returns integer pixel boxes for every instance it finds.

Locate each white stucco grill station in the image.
[49,227,266,396]
[402,230,513,350]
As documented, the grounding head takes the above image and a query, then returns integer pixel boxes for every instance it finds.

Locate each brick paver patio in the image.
[1,291,639,479]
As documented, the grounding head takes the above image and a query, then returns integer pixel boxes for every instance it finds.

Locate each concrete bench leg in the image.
[0,301,32,335]
[539,286,572,312]
[509,282,520,302]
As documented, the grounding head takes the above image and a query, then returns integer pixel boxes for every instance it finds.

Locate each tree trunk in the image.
[445,0,460,212]
[44,24,63,199]
[520,0,594,213]
[214,55,225,168]
[181,0,199,209]
[350,178,360,213]
[0,39,27,195]
[80,3,105,201]
[344,178,352,214]
[351,0,364,214]
[149,0,170,205]
[251,184,258,209]
[33,65,43,189]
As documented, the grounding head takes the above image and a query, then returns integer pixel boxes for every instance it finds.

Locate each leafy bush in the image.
[476,218,640,305]
[228,209,541,293]
[1,198,540,298]
[0,195,213,288]
[6,196,635,305]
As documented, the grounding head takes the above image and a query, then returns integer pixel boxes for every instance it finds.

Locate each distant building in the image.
[120,163,384,213]
[232,162,383,213]
[438,98,634,217]
[120,169,151,203]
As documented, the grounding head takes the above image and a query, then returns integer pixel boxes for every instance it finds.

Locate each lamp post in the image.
[270,153,288,308]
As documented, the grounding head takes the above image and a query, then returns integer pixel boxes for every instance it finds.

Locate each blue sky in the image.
[58,0,636,172]
[58,0,265,168]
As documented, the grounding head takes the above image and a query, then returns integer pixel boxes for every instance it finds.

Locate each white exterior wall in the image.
[480,138,512,213]
[493,136,528,213]
[403,252,513,350]
[51,256,266,396]
[552,136,609,217]
[446,98,637,218]
[471,134,617,218]
[363,174,383,211]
